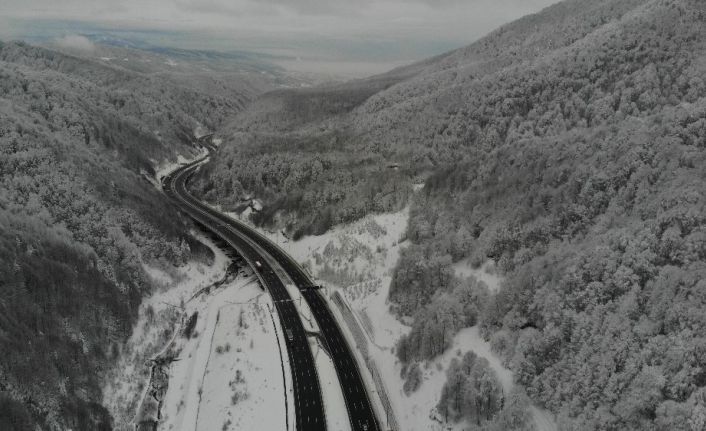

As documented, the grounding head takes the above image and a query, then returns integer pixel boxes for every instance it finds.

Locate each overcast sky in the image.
[0,0,558,75]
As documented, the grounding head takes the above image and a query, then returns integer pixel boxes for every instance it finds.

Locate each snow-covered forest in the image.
[0,41,264,429]
[2,0,705,429]
[194,0,706,429]
[190,136,412,239]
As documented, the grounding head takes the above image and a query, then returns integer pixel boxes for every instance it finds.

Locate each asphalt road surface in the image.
[163,151,380,431]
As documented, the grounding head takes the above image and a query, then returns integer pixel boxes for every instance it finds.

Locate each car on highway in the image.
[254,260,262,269]
[286,329,294,341]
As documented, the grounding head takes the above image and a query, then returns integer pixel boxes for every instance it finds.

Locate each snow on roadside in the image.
[104,231,294,431]
[236,231,353,428]
[102,233,231,431]
[256,243,320,334]
[196,293,282,431]
[225,205,409,287]
[152,146,208,187]
[312,340,352,431]
[164,277,287,431]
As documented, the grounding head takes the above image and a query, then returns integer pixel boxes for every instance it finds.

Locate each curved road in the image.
[164,159,326,431]
[163,149,380,431]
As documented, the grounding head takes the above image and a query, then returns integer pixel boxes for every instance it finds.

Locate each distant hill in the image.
[0,41,260,429]
[198,0,706,429]
[45,37,306,100]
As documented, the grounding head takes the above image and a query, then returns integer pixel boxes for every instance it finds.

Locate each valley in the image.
[187,0,706,429]
[1,0,705,430]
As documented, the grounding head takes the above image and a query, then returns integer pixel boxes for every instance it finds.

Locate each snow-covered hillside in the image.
[192,3,706,426]
[103,233,232,429]
[227,205,556,431]
[103,234,290,431]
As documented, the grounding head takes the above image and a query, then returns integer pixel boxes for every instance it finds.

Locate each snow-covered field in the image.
[162,273,287,431]
[103,234,292,431]
[103,233,232,430]
[452,259,503,294]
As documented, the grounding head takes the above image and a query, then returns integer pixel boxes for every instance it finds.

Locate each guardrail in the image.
[331,292,399,431]
[358,309,376,344]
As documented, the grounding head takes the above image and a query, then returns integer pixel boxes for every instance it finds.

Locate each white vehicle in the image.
[254,260,262,269]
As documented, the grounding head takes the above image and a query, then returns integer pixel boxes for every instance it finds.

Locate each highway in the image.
[163,148,380,431]
[163,158,326,431]
[205,209,382,431]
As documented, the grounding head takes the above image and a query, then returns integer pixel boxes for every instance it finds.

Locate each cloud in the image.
[0,0,559,75]
[54,34,96,51]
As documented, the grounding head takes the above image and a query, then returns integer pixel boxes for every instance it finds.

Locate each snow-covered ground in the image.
[225,206,409,288]
[162,274,287,431]
[103,233,231,430]
[452,258,503,294]
[152,147,209,187]
[373,326,509,431]
[103,234,293,431]
[227,204,557,431]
